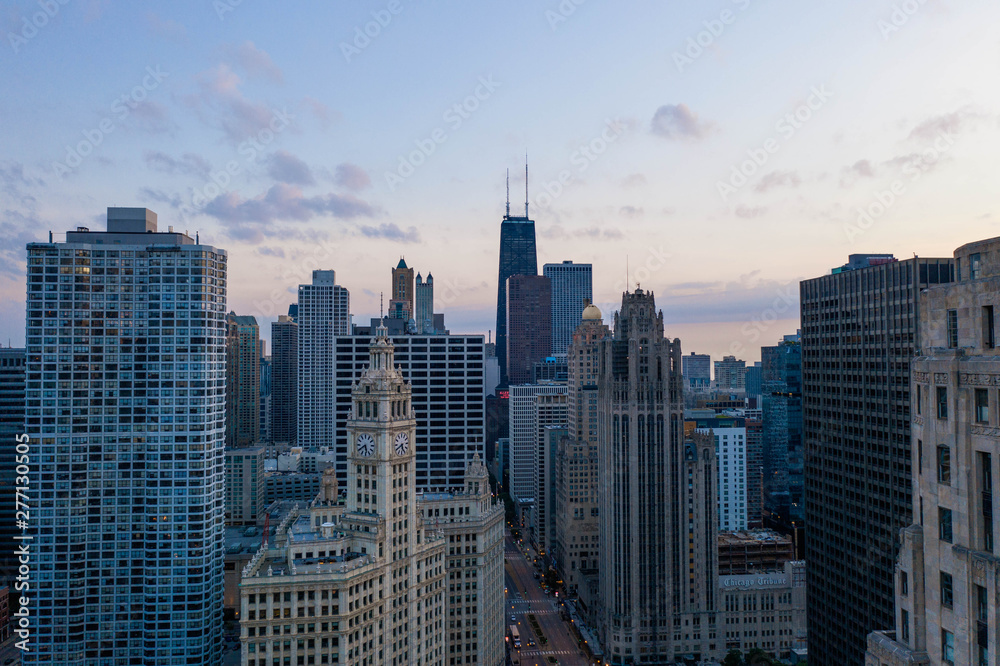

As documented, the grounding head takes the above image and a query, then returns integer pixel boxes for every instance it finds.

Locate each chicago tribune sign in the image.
[721,574,786,589]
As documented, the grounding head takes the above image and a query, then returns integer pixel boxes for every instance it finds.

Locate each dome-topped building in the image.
[582,302,602,320]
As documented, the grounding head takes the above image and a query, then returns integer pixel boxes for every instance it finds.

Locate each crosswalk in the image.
[518,649,577,656]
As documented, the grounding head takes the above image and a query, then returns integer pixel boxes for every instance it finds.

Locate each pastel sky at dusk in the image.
[3,0,999,363]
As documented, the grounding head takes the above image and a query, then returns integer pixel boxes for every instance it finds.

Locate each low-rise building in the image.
[720,560,807,658]
[719,530,795,575]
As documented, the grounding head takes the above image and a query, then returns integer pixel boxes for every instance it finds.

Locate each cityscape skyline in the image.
[4,1,1000,364]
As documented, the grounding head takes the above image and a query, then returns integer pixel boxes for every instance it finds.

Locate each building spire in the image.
[505,169,510,218]
[524,154,529,219]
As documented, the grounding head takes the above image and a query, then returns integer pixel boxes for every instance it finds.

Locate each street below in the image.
[504,530,595,666]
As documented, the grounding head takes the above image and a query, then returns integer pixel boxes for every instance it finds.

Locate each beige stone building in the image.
[867,237,1000,666]
[239,326,504,666]
[553,303,607,597]
[418,455,506,666]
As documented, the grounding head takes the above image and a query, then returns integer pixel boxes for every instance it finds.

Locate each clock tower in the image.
[345,322,418,561]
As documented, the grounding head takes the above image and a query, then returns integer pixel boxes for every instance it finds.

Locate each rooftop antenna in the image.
[505,169,510,218]
[524,155,529,219]
[380,292,384,319]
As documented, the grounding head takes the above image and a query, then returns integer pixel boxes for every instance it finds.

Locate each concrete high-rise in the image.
[0,348,25,592]
[495,204,537,388]
[24,208,226,664]
[597,289,720,663]
[714,355,746,390]
[331,331,485,490]
[415,272,434,333]
[508,383,567,522]
[543,260,593,355]
[801,253,954,666]
[226,312,261,447]
[554,304,607,597]
[389,257,414,321]
[506,274,551,385]
[270,314,297,443]
[866,238,1000,666]
[297,270,350,448]
[683,352,711,390]
[225,446,265,525]
[689,413,748,531]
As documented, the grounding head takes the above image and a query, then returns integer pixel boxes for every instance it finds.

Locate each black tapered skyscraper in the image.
[496,166,537,387]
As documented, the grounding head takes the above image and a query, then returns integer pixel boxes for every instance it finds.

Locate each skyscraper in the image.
[495,190,537,387]
[270,314,297,443]
[297,270,350,448]
[801,253,954,666]
[761,334,802,527]
[389,257,414,321]
[506,274,551,385]
[24,208,226,664]
[689,413,748,531]
[554,303,607,596]
[508,383,567,521]
[0,348,25,593]
[865,237,1000,666]
[682,352,711,390]
[597,289,720,662]
[225,311,260,447]
[415,271,434,333]
[543,260,593,355]
[332,332,485,490]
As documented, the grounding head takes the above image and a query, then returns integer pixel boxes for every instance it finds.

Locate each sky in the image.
[2,0,999,363]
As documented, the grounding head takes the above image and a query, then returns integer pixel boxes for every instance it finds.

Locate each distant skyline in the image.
[3,0,999,363]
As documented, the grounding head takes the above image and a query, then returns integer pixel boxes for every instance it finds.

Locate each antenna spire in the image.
[380,292,384,319]
[505,169,510,218]
[524,154,529,218]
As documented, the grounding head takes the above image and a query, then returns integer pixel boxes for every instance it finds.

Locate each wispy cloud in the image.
[755,170,801,193]
[143,151,211,179]
[358,223,420,243]
[334,163,371,191]
[267,150,314,186]
[224,41,284,84]
[650,104,712,140]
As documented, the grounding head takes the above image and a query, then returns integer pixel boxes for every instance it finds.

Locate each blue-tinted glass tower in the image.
[496,170,537,388]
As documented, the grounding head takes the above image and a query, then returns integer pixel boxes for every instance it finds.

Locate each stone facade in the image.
[866,237,1000,666]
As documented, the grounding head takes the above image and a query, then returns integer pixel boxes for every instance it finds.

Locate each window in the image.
[942,629,955,665]
[970,252,982,279]
[977,584,988,623]
[900,570,908,596]
[900,608,909,642]
[916,384,922,415]
[984,305,995,349]
[938,446,951,485]
[941,571,954,608]
[918,439,923,475]
[981,451,994,552]
[939,507,953,543]
[947,309,958,348]
[976,389,990,423]
[937,387,948,419]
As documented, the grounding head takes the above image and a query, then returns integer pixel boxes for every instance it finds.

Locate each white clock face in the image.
[394,432,409,456]
[356,433,375,457]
